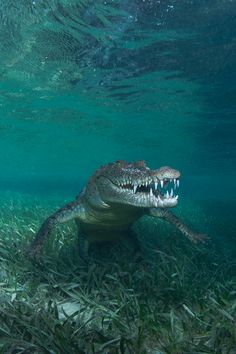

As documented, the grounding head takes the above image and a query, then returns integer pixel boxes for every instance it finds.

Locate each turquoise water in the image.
[0,2,235,352]
[0,1,235,257]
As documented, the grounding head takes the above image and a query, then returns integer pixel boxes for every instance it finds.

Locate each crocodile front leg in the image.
[148,208,208,244]
[29,200,84,256]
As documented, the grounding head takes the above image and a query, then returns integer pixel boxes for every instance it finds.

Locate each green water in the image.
[0,2,235,352]
[0,1,235,259]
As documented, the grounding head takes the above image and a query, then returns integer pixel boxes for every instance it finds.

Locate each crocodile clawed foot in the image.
[27,245,42,259]
[189,233,209,244]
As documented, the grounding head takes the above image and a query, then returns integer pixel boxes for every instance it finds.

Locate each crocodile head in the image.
[85,160,180,209]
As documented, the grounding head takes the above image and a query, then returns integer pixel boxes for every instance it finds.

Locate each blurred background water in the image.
[0,1,235,257]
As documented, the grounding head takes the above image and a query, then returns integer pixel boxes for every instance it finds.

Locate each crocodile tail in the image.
[29,200,81,257]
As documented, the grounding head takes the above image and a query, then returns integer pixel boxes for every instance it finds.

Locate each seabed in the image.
[0,193,235,354]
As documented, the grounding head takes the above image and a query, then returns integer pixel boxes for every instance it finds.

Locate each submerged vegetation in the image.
[0,193,235,353]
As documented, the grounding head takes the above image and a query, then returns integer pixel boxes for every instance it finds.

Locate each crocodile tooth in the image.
[160,180,164,188]
[154,182,158,190]
[177,179,180,187]
[170,188,173,197]
[175,195,179,200]
[133,184,138,193]
[150,188,153,197]
[145,181,148,187]
[166,190,169,198]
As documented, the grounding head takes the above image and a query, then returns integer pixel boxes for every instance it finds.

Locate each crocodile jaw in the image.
[86,161,180,209]
[111,176,180,208]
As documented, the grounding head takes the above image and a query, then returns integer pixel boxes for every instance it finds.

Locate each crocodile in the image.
[29,160,207,259]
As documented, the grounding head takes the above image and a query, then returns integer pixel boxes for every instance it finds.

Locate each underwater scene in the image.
[0,1,235,353]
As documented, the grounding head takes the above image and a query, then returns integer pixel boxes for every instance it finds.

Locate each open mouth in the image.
[118,177,180,207]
